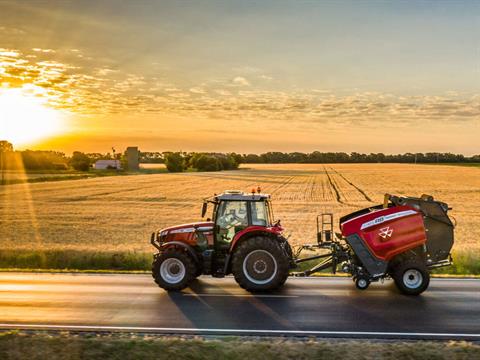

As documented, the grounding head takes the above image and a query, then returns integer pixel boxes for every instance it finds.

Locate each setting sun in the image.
[0,86,66,147]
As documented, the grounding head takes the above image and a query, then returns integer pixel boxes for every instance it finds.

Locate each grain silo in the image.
[126,146,140,171]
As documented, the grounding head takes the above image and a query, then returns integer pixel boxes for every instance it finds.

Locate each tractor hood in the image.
[159,221,214,237]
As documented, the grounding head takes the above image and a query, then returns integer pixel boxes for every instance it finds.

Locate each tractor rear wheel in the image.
[152,248,197,291]
[392,260,430,295]
[232,236,289,292]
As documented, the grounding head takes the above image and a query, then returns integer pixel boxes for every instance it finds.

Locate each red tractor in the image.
[150,190,454,295]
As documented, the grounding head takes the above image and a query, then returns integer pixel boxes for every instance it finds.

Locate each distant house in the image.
[93,160,121,170]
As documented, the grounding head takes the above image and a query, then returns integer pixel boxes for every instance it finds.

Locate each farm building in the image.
[93,160,121,170]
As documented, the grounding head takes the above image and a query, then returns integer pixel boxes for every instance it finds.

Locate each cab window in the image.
[251,201,268,226]
[215,201,248,244]
[216,201,248,227]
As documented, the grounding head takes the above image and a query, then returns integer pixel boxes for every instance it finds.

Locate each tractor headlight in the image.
[158,230,169,243]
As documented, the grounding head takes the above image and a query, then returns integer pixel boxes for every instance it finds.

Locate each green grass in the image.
[0,249,478,275]
[0,167,169,185]
[432,251,480,276]
[3,174,95,185]
[0,331,479,360]
[0,249,152,271]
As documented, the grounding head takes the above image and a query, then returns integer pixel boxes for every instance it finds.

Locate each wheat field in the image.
[1,164,479,271]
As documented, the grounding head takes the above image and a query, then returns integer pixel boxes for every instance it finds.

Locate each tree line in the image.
[239,151,480,164]
[1,141,479,174]
[163,152,241,172]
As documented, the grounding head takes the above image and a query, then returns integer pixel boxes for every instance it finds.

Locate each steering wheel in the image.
[219,213,243,230]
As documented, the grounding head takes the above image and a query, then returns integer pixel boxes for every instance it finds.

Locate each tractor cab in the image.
[203,190,274,249]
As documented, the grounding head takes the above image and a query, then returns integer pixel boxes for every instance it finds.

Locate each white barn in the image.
[93,160,121,170]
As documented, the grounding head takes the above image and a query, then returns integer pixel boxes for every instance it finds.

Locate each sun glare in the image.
[0,87,67,147]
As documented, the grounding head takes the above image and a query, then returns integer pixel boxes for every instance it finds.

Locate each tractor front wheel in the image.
[152,248,197,291]
[232,236,289,292]
[392,260,430,296]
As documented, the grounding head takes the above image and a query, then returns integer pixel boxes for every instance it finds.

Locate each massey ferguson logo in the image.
[379,226,393,239]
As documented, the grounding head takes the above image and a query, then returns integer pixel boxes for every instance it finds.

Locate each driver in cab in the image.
[218,208,247,242]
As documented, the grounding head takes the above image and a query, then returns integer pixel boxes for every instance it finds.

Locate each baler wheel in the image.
[152,248,197,291]
[392,260,430,296]
[354,276,370,290]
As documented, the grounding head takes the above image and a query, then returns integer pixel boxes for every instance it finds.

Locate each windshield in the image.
[215,201,248,228]
[215,200,248,244]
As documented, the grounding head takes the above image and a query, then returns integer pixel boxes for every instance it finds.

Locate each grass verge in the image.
[0,249,152,271]
[0,168,169,185]
[0,249,478,275]
[0,331,479,360]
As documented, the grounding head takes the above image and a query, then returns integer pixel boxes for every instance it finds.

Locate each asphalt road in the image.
[0,273,479,339]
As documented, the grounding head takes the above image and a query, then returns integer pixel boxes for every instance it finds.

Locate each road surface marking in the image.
[182,294,298,298]
[0,323,479,339]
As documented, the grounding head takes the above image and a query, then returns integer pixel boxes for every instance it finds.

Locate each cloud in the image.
[0,46,479,125]
[232,76,250,86]
[215,89,231,96]
[95,68,117,76]
[189,87,206,94]
[0,26,25,35]
[0,48,20,57]
[32,48,56,53]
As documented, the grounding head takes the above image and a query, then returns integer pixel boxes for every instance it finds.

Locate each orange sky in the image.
[0,1,479,155]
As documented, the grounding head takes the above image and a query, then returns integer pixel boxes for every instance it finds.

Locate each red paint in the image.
[341,206,426,261]
[162,221,214,246]
[230,224,283,250]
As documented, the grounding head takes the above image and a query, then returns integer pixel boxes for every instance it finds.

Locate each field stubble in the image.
[0,164,478,273]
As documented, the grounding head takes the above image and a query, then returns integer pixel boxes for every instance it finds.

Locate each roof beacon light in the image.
[257,186,261,194]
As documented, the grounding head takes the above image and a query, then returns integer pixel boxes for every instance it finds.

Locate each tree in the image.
[217,155,236,170]
[69,152,91,171]
[164,152,185,172]
[0,141,13,153]
[21,150,67,170]
[194,155,221,171]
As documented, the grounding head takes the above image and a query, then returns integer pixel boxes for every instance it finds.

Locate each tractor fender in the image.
[159,241,200,264]
[230,226,283,252]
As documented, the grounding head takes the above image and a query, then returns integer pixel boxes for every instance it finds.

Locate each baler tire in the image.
[392,261,430,296]
[354,276,370,290]
[152,248,197,291]
[232,236,289,292]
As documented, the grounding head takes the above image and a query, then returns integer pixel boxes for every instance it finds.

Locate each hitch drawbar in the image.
[290,213,349,277]
[291,241,349,277]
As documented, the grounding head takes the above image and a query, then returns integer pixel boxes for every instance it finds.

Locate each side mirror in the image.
[201,202,208,218]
